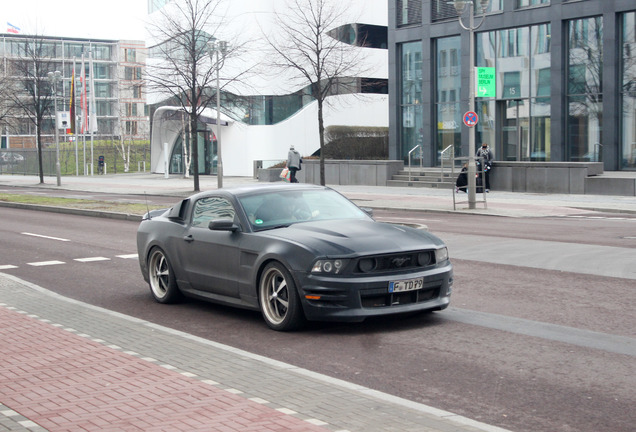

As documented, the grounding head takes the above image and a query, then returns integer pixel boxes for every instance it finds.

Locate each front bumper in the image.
[295,262,453,322]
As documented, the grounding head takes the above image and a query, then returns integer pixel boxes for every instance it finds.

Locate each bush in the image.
[316,126,389,160]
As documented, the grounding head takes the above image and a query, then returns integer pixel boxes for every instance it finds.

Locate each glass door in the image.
[500,100,529,161]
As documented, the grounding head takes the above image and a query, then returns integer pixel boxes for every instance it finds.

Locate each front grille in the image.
[361,286,441,308]
[354,250,435,274]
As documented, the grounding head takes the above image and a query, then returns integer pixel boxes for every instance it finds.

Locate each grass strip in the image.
[0,193,165,215]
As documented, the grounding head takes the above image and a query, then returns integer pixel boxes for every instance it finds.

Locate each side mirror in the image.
[209,219,240,232]
[361,207,374,218]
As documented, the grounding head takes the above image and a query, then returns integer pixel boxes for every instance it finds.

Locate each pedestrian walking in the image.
[287,145,302,183]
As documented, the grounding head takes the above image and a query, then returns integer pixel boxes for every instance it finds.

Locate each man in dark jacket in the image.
[287,145,302,183]
[476,143,493,191]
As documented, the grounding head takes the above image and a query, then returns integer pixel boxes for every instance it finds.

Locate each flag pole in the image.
[71,58,79,176]
[89,50,96,176]
[81,52,87,175]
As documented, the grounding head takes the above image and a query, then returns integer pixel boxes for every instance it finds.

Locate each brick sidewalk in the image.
[0,307,325,432]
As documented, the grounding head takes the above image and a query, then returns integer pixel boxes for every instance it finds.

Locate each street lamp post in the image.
[207,40,227,189]
[453,0,489,209]
[47,70,62,187]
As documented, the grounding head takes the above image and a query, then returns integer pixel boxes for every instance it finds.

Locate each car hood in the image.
[261,219,444,257]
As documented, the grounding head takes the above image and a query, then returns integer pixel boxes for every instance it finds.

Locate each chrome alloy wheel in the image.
[259,262,304,331]
[147,248,180,303]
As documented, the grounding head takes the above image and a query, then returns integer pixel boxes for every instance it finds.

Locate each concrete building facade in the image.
[1,34,148,149]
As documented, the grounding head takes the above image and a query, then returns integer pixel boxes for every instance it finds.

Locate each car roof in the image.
[189,183,329,200]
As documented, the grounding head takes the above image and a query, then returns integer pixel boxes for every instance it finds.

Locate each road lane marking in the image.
[27,261,65,267]
[2,252,138,270]
[117,254,139,259]
[22,232,70,242]
[74,257,110,263]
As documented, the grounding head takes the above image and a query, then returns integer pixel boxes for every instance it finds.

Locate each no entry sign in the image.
[463,111,478,127]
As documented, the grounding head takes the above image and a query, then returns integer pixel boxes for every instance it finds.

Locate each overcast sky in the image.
[2,0,148,41]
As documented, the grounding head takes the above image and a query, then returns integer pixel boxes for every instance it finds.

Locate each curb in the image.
[0,201,143,222]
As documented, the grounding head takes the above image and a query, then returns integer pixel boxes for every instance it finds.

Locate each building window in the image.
[567,16,603,162]
[515,0,549,8]
[435,36,461,160]
[125,48,136,62]
[397,0,422,27]
[125,121,138,136]
[399,41,423,161]
[502,71,521,99]
[621,12,636,169]
[133,85,142,99]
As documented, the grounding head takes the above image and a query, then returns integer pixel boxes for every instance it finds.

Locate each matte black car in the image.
[137,184,453,331]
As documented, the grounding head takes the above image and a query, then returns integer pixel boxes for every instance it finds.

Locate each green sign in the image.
[475,67,496,98]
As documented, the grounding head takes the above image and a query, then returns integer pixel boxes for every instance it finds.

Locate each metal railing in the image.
[440,145,454,182]
[594,143,603,162]
[452,156,488,210]
[408,145,422,182]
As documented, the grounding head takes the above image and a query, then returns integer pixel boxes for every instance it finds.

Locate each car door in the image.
[177,195,241,298]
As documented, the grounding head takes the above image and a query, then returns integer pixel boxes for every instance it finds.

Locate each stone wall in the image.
[490,162,604,194]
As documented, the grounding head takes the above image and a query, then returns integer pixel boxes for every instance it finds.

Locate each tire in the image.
[147,247,182,304]
[259,262,305,331]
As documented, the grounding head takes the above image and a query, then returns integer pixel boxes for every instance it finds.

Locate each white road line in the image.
[22,232,70,242]
[27,261,65,267]
[74,257,110,263]
[117,254,139,259]
[0,265,18,270]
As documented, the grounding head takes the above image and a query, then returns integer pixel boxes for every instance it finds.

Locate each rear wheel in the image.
[259,262,305,331]
[147,247,181,304]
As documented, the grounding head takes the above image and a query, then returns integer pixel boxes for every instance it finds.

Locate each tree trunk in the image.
[36,128,44,184]
[191,111,200,192]
[318,98,326,186]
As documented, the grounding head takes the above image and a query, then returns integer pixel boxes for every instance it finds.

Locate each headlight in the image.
[435,247,449,263]
[311,259,347,274]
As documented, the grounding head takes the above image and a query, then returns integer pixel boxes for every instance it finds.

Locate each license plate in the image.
[388,277,424,293]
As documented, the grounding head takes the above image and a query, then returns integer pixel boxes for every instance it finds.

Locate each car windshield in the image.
[238,189,370,231]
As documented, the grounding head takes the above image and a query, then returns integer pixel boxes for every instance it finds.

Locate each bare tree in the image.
[146,0,242,192]
[7,36,56,183]
[0,71,13,130]
[267,0,367,185]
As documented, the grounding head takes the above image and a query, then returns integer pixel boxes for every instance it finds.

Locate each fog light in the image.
[358,258,377,273]
[417,252,432,266]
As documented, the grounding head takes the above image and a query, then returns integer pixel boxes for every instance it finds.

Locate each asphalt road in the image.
[1,206,634,432]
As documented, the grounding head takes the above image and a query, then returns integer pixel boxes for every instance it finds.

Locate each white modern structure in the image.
[147,0,388,177]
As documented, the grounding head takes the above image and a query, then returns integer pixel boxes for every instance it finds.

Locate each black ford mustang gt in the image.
[137,183,453,331]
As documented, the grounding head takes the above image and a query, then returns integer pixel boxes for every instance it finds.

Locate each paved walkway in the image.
[0,274,510,432]
[2,172,636,218]
[1,172,635,432]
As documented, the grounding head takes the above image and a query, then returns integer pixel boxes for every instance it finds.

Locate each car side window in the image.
[191,197,236,228]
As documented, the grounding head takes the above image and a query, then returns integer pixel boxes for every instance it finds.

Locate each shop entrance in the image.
[170,129,215,175]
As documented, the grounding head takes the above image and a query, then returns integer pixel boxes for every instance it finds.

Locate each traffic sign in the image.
[463,111,478,127]
[475,67,496,98]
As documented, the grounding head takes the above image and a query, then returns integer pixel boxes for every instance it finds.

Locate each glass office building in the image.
[389,0,636,171]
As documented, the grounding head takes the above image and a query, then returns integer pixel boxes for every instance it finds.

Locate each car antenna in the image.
[145,192,151,220]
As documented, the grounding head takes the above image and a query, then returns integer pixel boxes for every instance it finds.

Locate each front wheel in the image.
[259,262,305,331]
[147,247,182,304]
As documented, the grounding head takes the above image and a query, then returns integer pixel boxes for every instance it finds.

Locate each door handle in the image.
[183,234,194,243]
